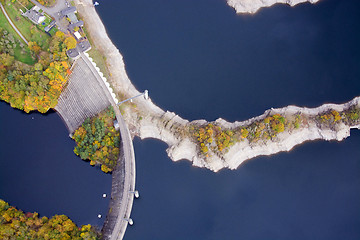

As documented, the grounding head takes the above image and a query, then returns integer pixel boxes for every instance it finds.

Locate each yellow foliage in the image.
[241,128,249,138]
[331,110,341,122]
[264,117,272,124]
[64,37,77,50]
[101,164,111,173]
[55,31,65,39]
[61,61,69,69]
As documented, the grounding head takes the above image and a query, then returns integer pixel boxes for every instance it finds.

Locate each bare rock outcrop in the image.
[227,0,320,14]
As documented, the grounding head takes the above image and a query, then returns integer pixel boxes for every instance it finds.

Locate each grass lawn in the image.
[3,0,50,50]
[0,11,36,65]
[48,25,58,36]
[82,26,110,80]
[37,15,52,32]
[87,48,110,79]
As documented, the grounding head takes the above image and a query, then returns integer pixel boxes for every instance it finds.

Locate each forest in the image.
[0,27,70,113]
[0,199,99,240]
[73,106,120,173]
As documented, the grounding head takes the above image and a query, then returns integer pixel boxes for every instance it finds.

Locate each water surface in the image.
[98,0,360,122]
[95,0,360,239]
[0,101,111,226]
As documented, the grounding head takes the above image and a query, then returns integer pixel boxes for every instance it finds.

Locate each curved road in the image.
[80,51,136,240]
[0,3,29,44]
[21,0,136,238]
[109,104,136,240]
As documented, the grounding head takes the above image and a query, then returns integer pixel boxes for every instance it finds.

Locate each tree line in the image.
[73,106,120,173]
[0,199,99,239]
[0,30,71,113]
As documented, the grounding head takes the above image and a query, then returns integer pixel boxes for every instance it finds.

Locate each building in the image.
[66,40,91,59]
[22,6,46,25]
[68,20,84,32]
[44,20,56,32]
[66,48,80,60]
[60,6,78,24]
[73,31,82,40]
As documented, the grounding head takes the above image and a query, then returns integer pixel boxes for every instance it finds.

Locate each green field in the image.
[0,11,36,65]
[82,26,110,79]
[3,0,50,50]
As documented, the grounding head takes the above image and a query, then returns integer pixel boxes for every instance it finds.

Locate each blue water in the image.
[128,135,360,240]
[98,0,360,122]
[0,101,112,227]
[95,0,360,239]
[0,0,359,239]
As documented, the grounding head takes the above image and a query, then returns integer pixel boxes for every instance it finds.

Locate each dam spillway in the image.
[55,56,112,134]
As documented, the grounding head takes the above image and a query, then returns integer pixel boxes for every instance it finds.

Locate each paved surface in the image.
[78,51,137,240]
[35,1,137,238]
[102,105,136,240]
[0,3,29,44]
[80,52,136,240]
[55,51,136,240]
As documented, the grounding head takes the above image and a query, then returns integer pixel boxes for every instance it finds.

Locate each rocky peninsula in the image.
[227,0,321,14]
[74,0,359,172]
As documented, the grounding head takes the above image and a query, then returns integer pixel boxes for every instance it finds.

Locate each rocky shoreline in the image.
[171,97,360,172]
[227,0,321,14]
[74,0,359,172]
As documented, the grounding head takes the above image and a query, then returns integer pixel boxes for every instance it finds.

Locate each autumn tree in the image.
[73,106,120,173]
[64,36,77,50]
[0,199,99,239]
[28,41,41,54]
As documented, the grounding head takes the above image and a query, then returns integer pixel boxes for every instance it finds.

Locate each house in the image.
[66,40,91,59]
[68,20,84,32]
[22,6,46,25]
[66,48,79,60]
[60,6,77,16]
[77,40,91,53]
[44,20,56,32]
[73,31,82,40]
[60,6,78,24]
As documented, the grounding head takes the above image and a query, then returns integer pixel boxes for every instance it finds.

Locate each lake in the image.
[0,0,359,239]
[95,0,360,239]
[0,101,112,227]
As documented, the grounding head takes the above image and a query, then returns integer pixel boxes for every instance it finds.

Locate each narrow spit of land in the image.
[227,0,321,14]
[74,0,359,173]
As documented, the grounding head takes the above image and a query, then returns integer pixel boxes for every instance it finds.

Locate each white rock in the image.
[227,0,321,14]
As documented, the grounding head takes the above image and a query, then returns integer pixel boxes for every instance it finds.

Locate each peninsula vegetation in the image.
[0,199,99,239]
[0,0,75,113]
[72,106,120,173]
[191,106,360,158]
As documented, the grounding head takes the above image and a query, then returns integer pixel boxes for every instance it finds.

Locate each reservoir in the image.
[96,0,360,239]
[0,101,112,227]
[0,0,359,239]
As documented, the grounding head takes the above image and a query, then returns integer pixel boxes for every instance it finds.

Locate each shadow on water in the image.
[0,101,112,227]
